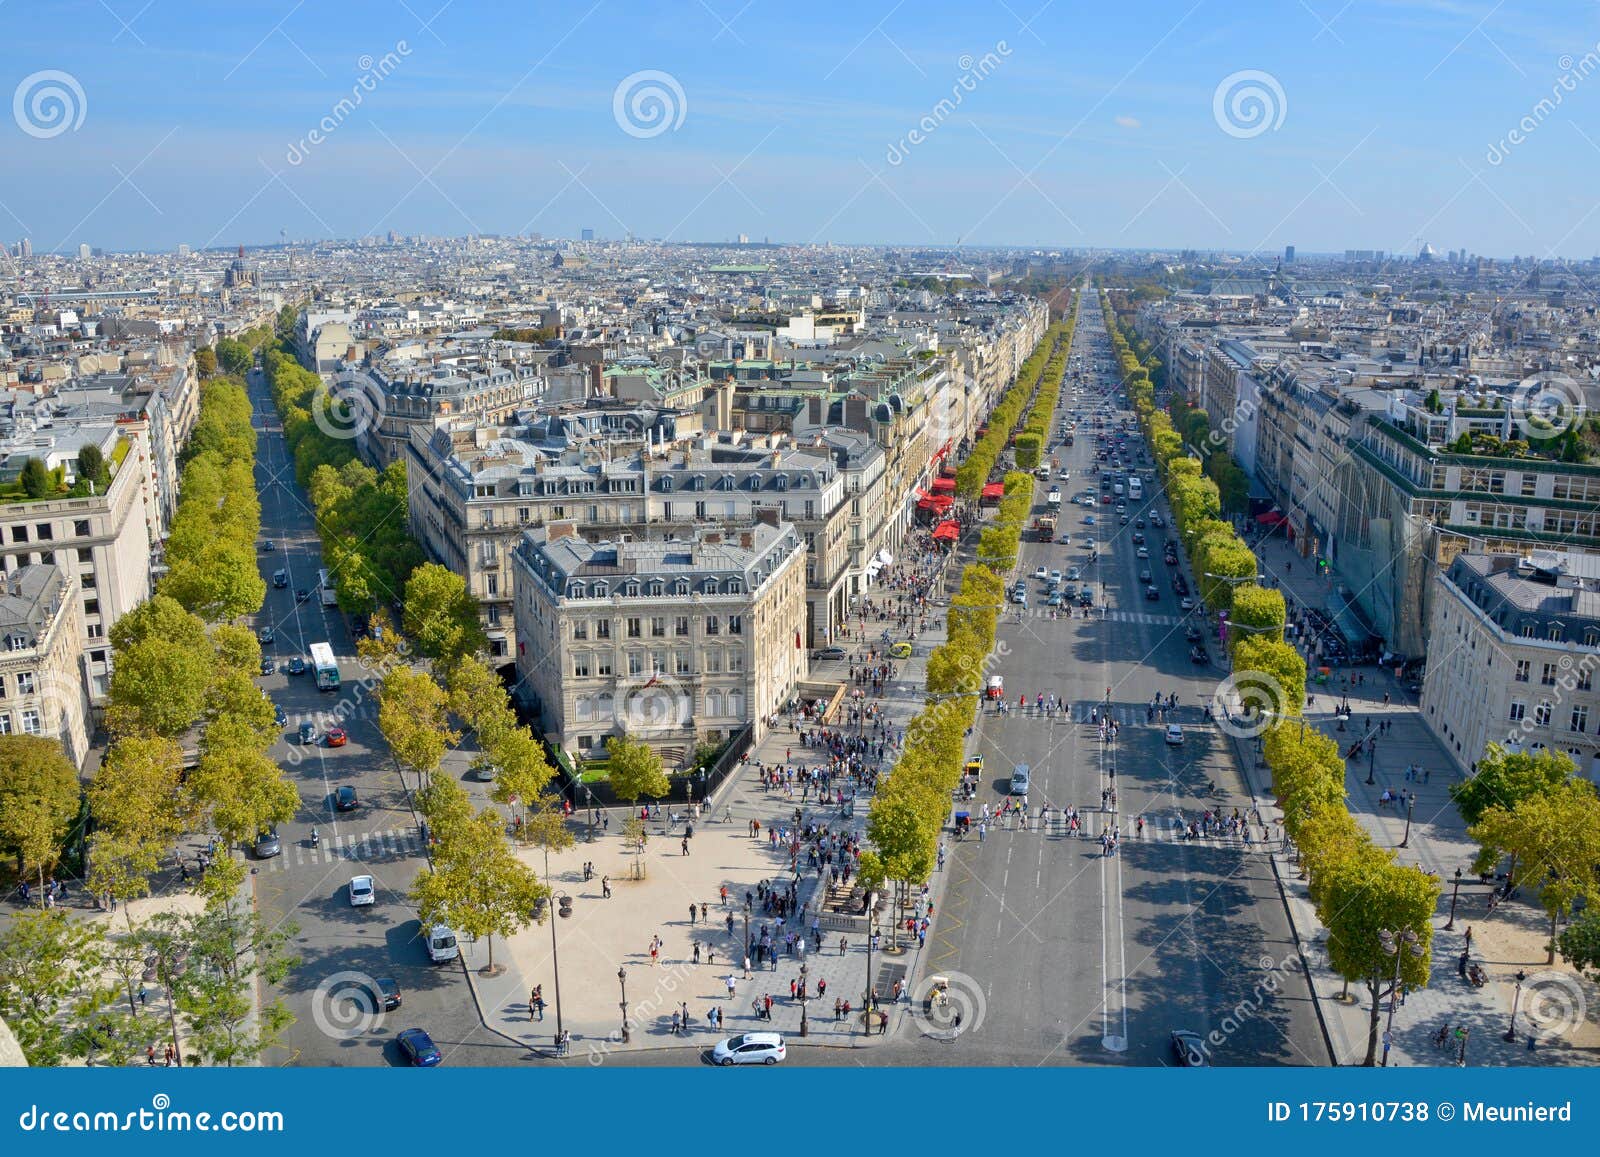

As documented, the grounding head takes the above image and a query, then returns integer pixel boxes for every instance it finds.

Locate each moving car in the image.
[260,657,276,676]
[1066,566,1082,581]
[1171,1029,1209,1067]
[1136,547,1150,559]
[348,874,376,906]
[426,925,459,964]
[397,1028,443,1067]
[1165,724,1184,746]
[272,569,288,588]
[326,727,348,748]
[1049,570,1062,585]
[1034,565,1049,580]
[965,755,985,776]
[288,656,307,676]
[253,829,282,859]
[1045,593,1063,607]
[1010,764,1031,795]
[299,721,317,744]
[1180,597,1196,611]
[258,540,275,552]
[1189,645,1211,665]
[1145,586,1160,601]
[373,977,402,1011]
[985,676,1003,700]
[273,704,288,727]
[335,784,359,811]
[1184,624,1204,642]
[258,625,275,644]
[1150,514,1166,528]
[295,588,311,604]
[1139,569,1152,583]
[813,646,846,662]
[888,641,912,659]
[712,1032,786,1066]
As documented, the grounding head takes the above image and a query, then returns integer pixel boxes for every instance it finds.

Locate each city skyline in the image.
[7,1,1600,256]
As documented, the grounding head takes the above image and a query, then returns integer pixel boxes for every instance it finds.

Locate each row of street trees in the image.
[860,314,1076,935]
[1104,287,1438,1066]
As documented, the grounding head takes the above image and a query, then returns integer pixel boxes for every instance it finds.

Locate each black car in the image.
[374,976,402,1011]
[1131,532,1145,545]
[1134,518,1146,529]
[287,656,307,676]
[295,588,311,604]
[335,785,359,812]
[1145,585,1160,601]
[1138,569,1152,583]
[1184,624,1203,642]
[259,657,275,676]
[1190,645,1211,664]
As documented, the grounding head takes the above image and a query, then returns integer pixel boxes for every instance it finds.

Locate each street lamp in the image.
[1378,927,1422,1067]
[617,967,630,1043]
[1445,867,1463,931]
[862,896,878,1036]
[1365,740,1377,786]
[1504,969,1528,1043]
[1400,792,1416,848]
[799,961,810,1037]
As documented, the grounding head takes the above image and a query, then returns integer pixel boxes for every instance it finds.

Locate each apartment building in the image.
[510,515,807,765]
[0,564,90,768]
[1421,550,1600,780]
[0,437,153,702]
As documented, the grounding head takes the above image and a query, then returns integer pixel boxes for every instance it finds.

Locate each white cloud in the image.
[1114,115,1141,129]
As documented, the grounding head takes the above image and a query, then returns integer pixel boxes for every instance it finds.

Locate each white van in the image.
[426,924,459,964]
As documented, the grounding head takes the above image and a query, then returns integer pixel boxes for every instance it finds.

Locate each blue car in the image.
[397,1028,442,1067]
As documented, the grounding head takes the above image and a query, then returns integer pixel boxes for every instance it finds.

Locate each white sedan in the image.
[1034,566,1049,580]
[348,874,376,907]
[712,1032,786,1066]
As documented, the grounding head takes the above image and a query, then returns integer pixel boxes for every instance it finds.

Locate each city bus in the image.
[317,568,338,609]
[309,642,340,692]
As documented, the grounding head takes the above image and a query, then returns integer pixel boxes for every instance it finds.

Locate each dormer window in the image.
[702,578,719,594]
[661,476,674,492]
[727,579,743,595]
[624,581,641,597]
[692,474,706,492]
[647,580,663,596]
[674,579,689,596]
[592,581,609,598]
[566,581,585,599]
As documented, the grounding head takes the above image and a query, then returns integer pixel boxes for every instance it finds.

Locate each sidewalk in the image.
[1227,525,1600,1066]
[470,554,956,1058]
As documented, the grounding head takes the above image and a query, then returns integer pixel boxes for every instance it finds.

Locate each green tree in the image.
[403,562,487,669]
[18,457,53,498]
[0,909,107,1065]
[378,666,457,792]
[607,735,670,804]
[412,808,546,973]
[106,636,213,738]
[77,443,110,490]
[185,733,300,849]
[1320,851,1439,1065]
[1231,636,1305,722]
[89,734,185,845]
[415,770,476,847]
[0,735,82,901]
[1469,778,1600,963]
[1450,743,1575,827]
[193,347,218,378]
[1557,912,1600,981]
[109,594,209,654]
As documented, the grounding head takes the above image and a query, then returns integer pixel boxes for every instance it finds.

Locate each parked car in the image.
[1171,1029,1208,1067]
[396,1028,443,1067]
[348,874,376,907]
[273,704,288,727]
[1180,597,1196,611]
[260,657,276,676]
[712,1032,786,1066]
[812,646,846,662]
[373,977,402,1011]
[1184,624,1204,642]
[253,829,281,859]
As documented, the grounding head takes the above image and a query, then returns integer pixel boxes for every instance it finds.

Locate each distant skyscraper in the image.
[78,243,91,260]
[738,233,749,244]
[1283,245,1295,263]
[177,243,191,257]
[580,228,595,241]
[19,238,31,257]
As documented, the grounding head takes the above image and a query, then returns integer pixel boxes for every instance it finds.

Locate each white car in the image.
[1049,570,1062,585]
[1034,565,1049,580]
[712,1032,787,1066]
[1136,546,1150,559]
[1165,724,1184,746]
[348,874,376,907]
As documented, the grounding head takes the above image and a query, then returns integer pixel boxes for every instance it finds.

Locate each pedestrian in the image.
[689,902,697,924]
[817,978,827,998]
[839,936,848,956]
[764,993,774,1018]
[164,1044,175,1067]
[529,997,538,1022]
[671,1010,681,1035]
[650,942,659,967]
[789,978,797,1000]
[878,1010,889,1035]
[701,902,708,921]
[693,943,701,964]
[682,837,690,856]
[726,974,737,999]
[743,955,751,978]
[146,1045,157,1066]
[138,986,147,1007]
[601,875,612,898]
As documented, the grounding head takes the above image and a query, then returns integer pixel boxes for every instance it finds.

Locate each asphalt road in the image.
[243,368,505,1068]
[904,293,1330,1067]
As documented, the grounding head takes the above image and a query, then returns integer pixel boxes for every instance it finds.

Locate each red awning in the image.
[932,520,960,542]
[918,493,955,512]
[980,482,1005,499]
[930,476,956,493]
[1256,510,1286,526]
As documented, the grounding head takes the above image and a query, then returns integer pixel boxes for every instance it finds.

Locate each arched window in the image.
[595,691,614,722]
[574,695,594,722]
[726,690,745,718]
[705,689,723,717]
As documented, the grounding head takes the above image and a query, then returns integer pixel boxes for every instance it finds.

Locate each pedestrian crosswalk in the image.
[1100,610,1184,626]
[255,827,422,873]
[976,812,1275,849]
[994,702,1198,726]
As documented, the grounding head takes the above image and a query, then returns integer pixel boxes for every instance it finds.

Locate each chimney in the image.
[547,520,578,542]
[739,531,754,549]
[702,530,722,545]
[754,506,780,529]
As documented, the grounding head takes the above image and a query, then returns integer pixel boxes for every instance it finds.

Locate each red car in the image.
[326,727,348,747]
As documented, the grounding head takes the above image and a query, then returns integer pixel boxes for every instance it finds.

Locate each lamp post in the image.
[1400,792,1415,848]
[799,961,810,1037]
[617,967,630,1043]
[862,897,878,1035]
[1445,867,1463,931]
[1504,969,1528,1043]
[1378,927,1422,1067]
[1365,739,1377,786]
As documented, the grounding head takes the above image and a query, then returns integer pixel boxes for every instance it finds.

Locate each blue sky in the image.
[6,0,1600,257]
